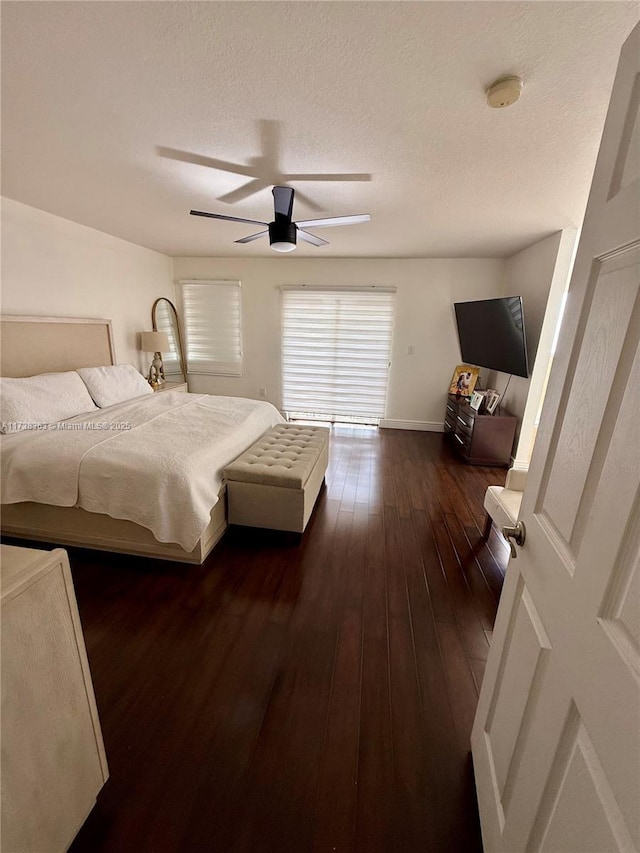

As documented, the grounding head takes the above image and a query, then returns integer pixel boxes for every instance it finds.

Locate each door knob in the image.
[502,521,526,558]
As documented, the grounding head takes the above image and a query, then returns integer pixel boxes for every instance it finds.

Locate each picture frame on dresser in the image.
[448,364,480,397]
[483,389,501,415]
[469,390,485,411]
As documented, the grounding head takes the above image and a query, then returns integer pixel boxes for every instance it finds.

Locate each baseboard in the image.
[379,419,445,432]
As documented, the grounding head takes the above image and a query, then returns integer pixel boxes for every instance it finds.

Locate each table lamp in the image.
[140,331,170,388]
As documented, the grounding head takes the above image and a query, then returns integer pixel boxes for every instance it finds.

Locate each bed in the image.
[0,316,284,563]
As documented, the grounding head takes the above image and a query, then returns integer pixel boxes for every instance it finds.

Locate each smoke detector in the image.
[486,76,523,109]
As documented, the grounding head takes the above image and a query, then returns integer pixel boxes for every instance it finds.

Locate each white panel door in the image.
[472,21,640,853]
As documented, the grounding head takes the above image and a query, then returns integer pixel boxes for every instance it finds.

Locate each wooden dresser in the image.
[1,545,108,852]
[444,393,517,467]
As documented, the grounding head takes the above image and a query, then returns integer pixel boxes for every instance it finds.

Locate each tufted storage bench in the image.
[223,424,330,533]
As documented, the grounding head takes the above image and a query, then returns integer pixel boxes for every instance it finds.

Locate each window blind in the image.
[179,280,242,376]
[281,286,395,424]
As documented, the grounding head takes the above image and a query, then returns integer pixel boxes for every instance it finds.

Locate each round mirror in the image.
[151,298,187,384]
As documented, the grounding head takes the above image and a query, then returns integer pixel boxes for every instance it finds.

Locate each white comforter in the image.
[1,392,284,550]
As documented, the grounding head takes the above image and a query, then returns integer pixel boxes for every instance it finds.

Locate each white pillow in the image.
[0,371,98,433]
[77,364,152,408]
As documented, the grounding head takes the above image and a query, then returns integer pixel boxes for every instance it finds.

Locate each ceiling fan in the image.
[190,186,370,253]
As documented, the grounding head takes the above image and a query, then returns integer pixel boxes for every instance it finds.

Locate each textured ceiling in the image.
[2,1,638,258]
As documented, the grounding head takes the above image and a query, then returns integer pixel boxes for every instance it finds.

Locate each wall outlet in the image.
[259,387,267,398]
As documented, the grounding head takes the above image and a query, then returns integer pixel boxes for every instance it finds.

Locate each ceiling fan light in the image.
[268,219,297,253]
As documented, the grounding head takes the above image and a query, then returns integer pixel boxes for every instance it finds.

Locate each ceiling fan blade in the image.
[273,186,294,219]
[235,230,269,244]
[284,173,372,182]
[190,210,268,226]
[218,179,270,205]
[295,214,371,229]
[157,147,255,178]
[297,229,329,247]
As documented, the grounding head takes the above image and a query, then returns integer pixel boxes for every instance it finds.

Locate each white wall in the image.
[171,257,504,428]
[1,198,173,370]
[511,229,579,465]
[488,229,579,460]
[490,232,563,419]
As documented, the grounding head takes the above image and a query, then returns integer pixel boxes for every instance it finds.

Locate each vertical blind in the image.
[179,280,243,376]
[281,286,396,423]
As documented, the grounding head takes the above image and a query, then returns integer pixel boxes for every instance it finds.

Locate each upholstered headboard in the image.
[0,315,116,377]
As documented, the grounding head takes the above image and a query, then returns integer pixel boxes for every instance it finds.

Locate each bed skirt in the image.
[0,488,227,564]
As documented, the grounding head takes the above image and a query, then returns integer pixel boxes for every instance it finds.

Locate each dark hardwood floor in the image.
[61,428,509,853]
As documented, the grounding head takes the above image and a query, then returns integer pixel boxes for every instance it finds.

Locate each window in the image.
[281,286,395,425]
[179,280,242,376]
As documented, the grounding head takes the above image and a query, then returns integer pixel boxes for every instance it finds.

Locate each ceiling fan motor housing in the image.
[190,185,370,251]
[269,218,297,251]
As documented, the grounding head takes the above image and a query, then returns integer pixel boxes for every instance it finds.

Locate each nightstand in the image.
[153,381,188,393]
[1,545,108,851]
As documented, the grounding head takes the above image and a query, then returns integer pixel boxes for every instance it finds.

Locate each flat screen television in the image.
[453,296,529,378]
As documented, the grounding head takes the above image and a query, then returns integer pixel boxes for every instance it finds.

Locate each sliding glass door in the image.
[281,286,395,425]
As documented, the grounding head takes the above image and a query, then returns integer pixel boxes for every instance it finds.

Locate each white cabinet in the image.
[1,545,108,853]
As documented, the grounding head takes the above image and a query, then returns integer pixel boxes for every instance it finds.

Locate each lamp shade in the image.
[140,331,169,353]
